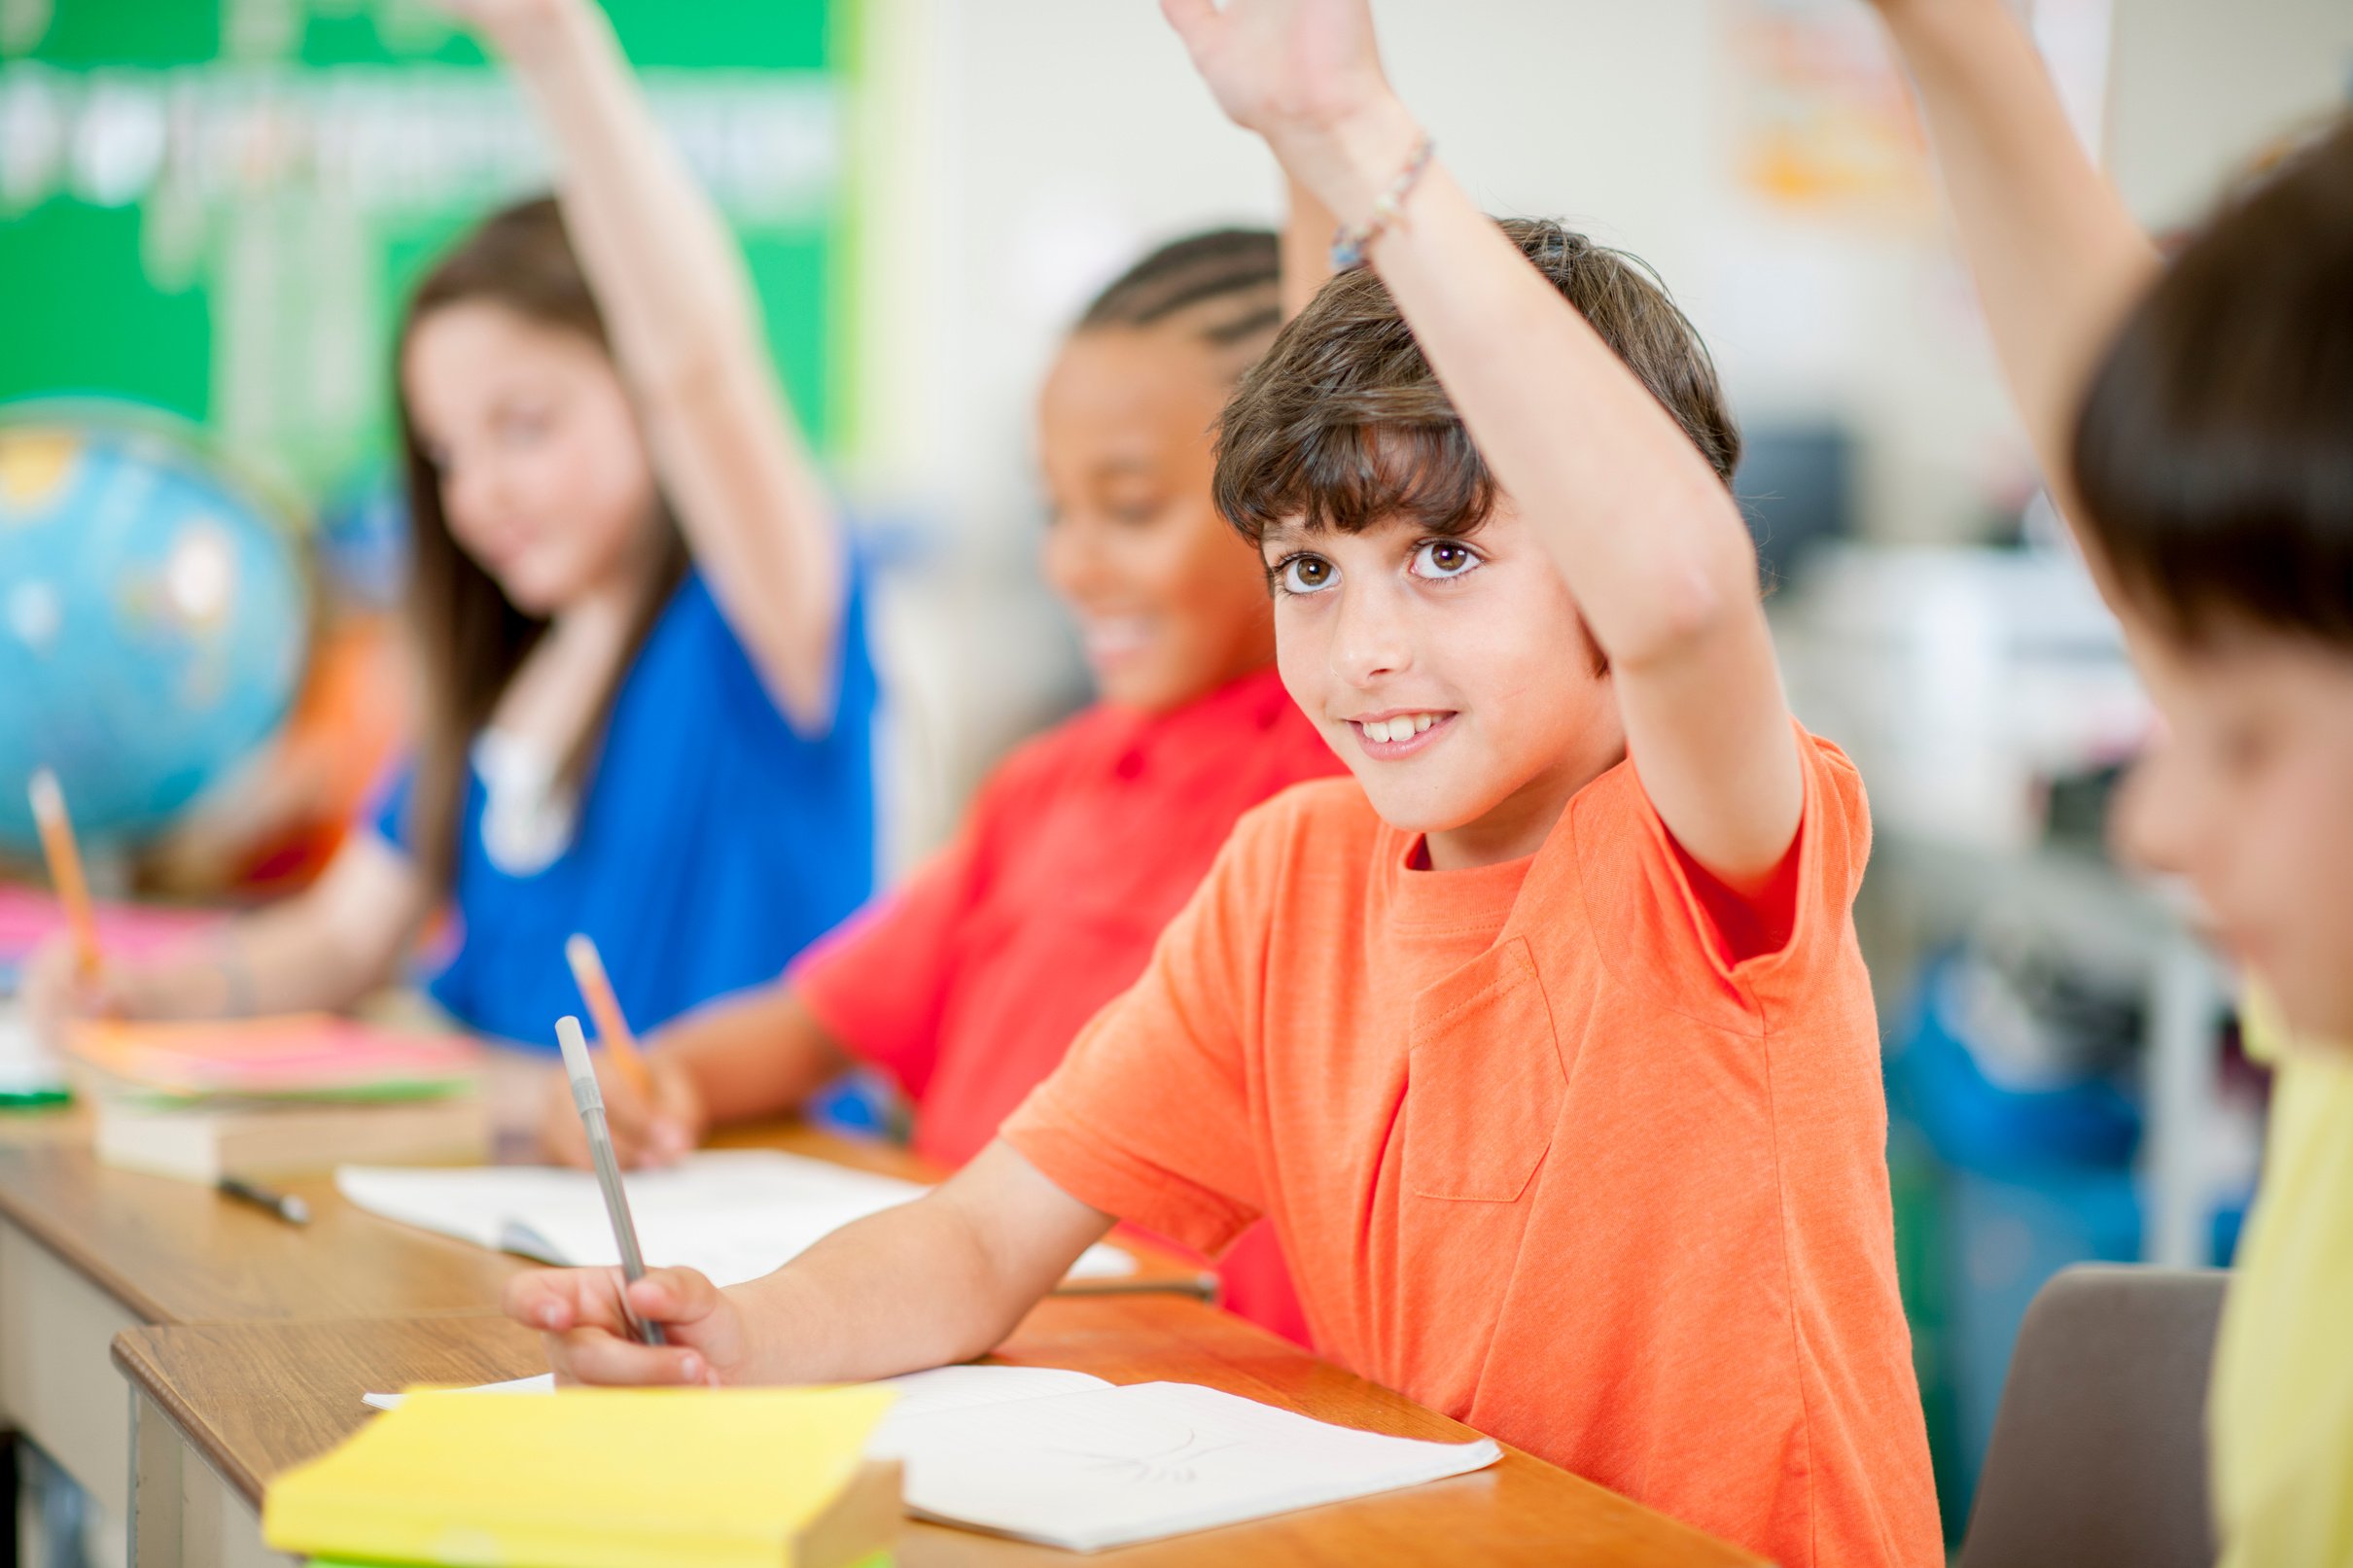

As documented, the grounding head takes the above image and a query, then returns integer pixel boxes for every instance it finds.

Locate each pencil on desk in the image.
[28,769,100,984]
[564,932,653,1099]
[218,1175,311,1227]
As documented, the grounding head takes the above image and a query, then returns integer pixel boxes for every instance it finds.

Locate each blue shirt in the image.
[373,568,878,1049]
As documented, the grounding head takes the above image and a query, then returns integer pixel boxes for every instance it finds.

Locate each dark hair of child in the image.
[2072,118,2353,647]
[1078,226,1282,351]
[1213,218,1739,548]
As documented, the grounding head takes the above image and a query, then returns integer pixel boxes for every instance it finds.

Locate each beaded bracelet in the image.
[1329,135,1435,271]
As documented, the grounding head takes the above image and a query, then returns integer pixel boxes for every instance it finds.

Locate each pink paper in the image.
[0,883,224,966]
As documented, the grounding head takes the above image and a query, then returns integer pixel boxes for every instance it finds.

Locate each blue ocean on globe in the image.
[0,413,308,854]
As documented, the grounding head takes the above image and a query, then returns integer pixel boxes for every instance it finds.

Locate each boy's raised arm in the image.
[1864,0,2160,519]
[1163,0,1799,891]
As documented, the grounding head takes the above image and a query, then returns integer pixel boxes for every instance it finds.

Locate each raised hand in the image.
[1849,0,2160,521]
[413,0,579,59]
[1159,0,1419,218]
[1159,0,1387,137]
[502,1264,750,1386]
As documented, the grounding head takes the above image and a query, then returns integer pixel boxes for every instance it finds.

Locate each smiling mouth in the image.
[1078,617,1155,664]
[1346,711,1456,759]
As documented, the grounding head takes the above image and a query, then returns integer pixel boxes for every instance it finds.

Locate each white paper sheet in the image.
[336,1148,1134,1285]
[868,1365,1113,1447]
[885,1381,1503,1551]
[362,1374,552,1411]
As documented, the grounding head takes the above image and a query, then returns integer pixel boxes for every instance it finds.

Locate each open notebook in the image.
[361,1365,1503,1552]
[337,1149,1134,1285]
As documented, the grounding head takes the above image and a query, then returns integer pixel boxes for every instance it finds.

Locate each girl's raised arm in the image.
[442,0,849,731]
[1281,174,1336,321]
[1861,0,2160,521]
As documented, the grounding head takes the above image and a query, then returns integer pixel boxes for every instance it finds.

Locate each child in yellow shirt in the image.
[2208,995,2353,1566]
[1857,1,2353,1560]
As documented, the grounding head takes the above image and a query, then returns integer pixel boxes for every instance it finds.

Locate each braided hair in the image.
[1076,227,1282,357]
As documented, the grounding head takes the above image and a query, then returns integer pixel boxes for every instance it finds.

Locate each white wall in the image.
[845,0,2353,856]
[2111,0,2353,226]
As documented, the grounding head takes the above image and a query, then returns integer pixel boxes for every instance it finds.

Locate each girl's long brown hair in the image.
[393,196,687,896]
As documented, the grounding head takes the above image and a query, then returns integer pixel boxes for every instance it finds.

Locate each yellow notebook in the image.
[262,1385,899,1568]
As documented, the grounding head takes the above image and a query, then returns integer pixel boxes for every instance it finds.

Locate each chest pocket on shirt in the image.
[1405,938,1564,1202]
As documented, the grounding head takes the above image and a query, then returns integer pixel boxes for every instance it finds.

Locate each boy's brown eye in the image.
[1275,554,1335,594]
[1412,540,1479,578]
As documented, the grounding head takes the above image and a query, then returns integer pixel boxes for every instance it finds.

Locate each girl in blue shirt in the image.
[29,0,875,1047]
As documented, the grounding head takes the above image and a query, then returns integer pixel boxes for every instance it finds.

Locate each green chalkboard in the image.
[0,0,851,506]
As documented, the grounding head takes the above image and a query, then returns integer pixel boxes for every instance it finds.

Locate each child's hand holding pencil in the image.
[19,769,244,1044]
[18,938,130,1047]
[505,1261,747,1388]
[535,1048,704,1170]
[20,769,128,1044]
[538,933,706,1169]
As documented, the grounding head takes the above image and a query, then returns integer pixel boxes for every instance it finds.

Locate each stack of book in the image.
[65,1015,490,1182]
[263,1384,902,1568]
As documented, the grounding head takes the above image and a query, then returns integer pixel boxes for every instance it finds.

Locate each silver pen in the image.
[217,1174,310,1226]
[555,1015,665,1347]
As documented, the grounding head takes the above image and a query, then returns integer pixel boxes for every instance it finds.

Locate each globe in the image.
[0,412,308,854]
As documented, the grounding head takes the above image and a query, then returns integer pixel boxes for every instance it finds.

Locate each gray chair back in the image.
[1960,1264,2228,1568]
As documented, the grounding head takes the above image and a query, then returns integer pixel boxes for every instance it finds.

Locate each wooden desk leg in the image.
[126,1390,182,1568]
[0,1221,140,1523]
[127,1390,291,1568]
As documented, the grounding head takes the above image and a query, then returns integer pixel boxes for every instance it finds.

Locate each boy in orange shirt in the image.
[505,3,1941,1561]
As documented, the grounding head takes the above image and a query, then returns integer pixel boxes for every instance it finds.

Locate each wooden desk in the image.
[112,1297,1764,1568]
[0,1112,1207,1532]
[0,1135,522,1530]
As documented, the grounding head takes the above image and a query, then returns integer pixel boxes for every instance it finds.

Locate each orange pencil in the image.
[564,932,653,1099]
[28,769,99,984]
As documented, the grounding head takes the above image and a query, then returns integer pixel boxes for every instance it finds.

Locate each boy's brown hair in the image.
[1213,218,1739,545]
[2071,116,2353,649]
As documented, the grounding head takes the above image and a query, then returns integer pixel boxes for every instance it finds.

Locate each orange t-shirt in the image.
[1002,730,1942,1568]
[791,666,1342,1342]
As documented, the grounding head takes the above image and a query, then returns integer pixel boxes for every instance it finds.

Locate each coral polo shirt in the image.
[1002,731,1942,1567]
[790,665,1341,1340]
